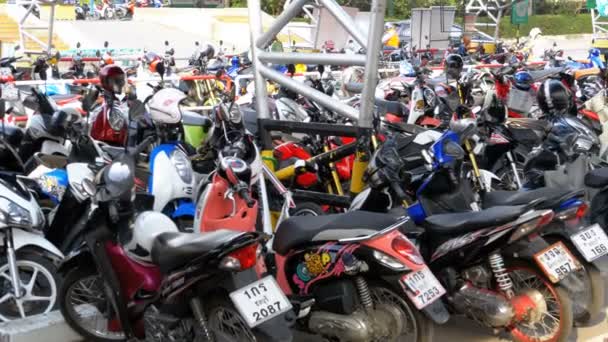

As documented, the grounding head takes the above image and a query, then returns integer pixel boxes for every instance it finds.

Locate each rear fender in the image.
[504,235,585,294]
[200,269,295,342]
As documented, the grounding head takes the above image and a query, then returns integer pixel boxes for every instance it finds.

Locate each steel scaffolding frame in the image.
[465,0,515,39]
[15,0,56,54]
[247,0,385,127]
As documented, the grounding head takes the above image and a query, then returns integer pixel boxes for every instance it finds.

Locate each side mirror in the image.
[164,40,169,46]
[104,41,109,48]
[82,88,100,113]
[195,41,199,47]
[77,42,81,48]
[14,45,20,51]
[96,50,101,57]
[553,42,557,47]
[128,99,145,120]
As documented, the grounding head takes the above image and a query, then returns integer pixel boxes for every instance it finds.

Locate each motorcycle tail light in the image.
[392,236,424,265]
[509,210,554,243]
[576,203,589,220]
[219,243,258,271]
[556,202,588,222]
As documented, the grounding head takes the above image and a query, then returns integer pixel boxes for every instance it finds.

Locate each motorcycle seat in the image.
[375,98,406,117]
[151,229,244,273]
[585,168,608,188]
[273,211,400,255]
[481,188,584,210]
[423,205,528,236]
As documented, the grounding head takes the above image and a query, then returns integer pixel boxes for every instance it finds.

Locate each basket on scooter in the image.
[506,88,534,114]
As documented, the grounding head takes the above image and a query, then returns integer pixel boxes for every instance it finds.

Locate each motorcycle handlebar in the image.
[236,185,255,208]
[132,136,154,156]
[390,181,408,202]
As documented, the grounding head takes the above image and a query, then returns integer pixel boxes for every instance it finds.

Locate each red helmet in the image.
[99,65,126,94]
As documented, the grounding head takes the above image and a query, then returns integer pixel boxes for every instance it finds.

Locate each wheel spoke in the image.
[23,295,52,303]
[15,300,26,318]
[0,293,11,304]
[25,268,39,293]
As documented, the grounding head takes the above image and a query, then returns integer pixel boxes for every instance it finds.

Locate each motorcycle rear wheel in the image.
[59,266,125,342]
[506,263,573,342]
[204,296,257,342]
[369,285,433,342]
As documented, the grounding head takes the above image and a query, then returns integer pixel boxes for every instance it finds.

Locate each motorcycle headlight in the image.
[170,149,193,184]
[0,197,32,228]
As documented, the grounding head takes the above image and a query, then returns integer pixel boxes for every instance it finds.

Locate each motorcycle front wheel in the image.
[59,266,125,342]
[0,252,60,322]
[506,262,573,342]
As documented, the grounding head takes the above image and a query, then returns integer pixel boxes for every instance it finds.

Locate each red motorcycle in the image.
[89,64,128,146]
[58,136,293,342]
[195,151,450,340]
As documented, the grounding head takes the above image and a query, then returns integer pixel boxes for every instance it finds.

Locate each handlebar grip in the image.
[237,187,255,208]
[390,181,408,202]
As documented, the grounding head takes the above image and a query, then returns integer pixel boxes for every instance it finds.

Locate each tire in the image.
[290,202,324,217]
[59,266,125,342]
[506,262,574,342]
[203,295,258,342]
[0,252,60,322]
[369,285,433,342]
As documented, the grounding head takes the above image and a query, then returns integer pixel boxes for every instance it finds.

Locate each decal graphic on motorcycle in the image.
[291,243,359,294]
[38,170,68,203]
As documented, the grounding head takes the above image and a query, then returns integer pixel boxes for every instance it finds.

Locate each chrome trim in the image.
[338,216,409,243]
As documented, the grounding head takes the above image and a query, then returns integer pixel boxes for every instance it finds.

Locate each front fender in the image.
[11,229,63,260]
[57,247,93,275]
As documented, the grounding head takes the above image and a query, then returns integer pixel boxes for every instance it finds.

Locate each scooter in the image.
[0,99,64,322]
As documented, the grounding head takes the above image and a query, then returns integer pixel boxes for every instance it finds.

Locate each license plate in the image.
[507,88,534,113]
[0,68,11,77]
[571,224,608,262]
[533,241,581,283]
[399,267,446,309]
[229,276,292,328]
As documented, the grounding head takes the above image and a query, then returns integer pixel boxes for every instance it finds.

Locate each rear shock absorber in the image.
[489,253,514,299]
[355,276,373,309]
[189,297,214,341]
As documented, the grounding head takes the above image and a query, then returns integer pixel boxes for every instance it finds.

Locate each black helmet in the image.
[445,54,463,80]
[537,79,572,116]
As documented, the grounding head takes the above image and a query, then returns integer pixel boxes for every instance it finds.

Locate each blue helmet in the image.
[513,71,533,91]
[590,48,601,58]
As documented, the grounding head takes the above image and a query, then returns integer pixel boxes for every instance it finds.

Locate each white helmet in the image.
[124,211,179,264]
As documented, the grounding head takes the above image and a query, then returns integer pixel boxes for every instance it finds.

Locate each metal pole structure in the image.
[257,51,367,66]
[318,0,367,48]
[258,64,360,121]
[247,0,270,120]
[257,0,310,50]
[47,2,55,52]
[358,0,386,129]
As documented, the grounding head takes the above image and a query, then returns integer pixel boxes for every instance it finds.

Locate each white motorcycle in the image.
[0,100,63,321]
